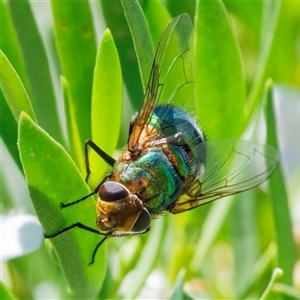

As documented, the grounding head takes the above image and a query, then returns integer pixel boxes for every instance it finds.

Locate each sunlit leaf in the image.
[0,51,36,122]
[90,29,122,187]
[122,218,167,299]
[51,0,96,168]
[195,0,246,139]
[0,1,29,169]
[143,1,171,48]
[61,76,84,172]
[18,113,106,299]
[264,79,296,285]
[169,270,194,300]
[121,0,154,90]
[0,281,16,300]
[246,2,281,124]
[8,0,63,144]
[100,0,143,112]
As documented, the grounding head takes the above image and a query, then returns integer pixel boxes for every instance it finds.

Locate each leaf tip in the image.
[266,78,274,90]
[103,27,111,37]
[19,111,32,126]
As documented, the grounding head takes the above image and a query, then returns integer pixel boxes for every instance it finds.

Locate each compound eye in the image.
[132,208,151,232]
[99,181,129,202]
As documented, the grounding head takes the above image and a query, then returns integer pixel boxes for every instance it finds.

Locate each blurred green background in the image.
[1,0,300,299]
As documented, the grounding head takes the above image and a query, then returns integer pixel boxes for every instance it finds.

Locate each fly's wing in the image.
[170,139,279,214]
[128,13,195,149]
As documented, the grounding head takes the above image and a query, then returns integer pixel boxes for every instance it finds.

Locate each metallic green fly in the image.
[45,13,278,264]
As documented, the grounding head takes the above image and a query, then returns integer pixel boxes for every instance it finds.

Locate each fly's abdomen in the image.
[151,105,206,180]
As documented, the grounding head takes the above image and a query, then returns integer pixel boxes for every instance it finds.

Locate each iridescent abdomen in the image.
[151,105,205,180]
[113,105,205,215]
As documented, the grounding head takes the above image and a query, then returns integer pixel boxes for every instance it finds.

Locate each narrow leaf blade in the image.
[121,0,154,90]
[8,0,63,143]
[195,0,246,138]
[18,113,106,299]
[264,80,297,285]
[51,0,96,168]
[90,29,122,185]
[100,0,143,111]
[0,51,36,122]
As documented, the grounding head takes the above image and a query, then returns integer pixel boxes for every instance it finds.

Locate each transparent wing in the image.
[128,13,195,149]
[170,139,279,214]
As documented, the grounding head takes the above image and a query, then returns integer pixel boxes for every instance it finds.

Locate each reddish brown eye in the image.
[99,181,129,202]
[132,208,151,232]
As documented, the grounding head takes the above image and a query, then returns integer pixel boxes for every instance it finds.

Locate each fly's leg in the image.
[89,229,150,265]
[47,142,116,265]
[60,140,115,208]
[59,190,96,209]
[44,222,101,238]
[44,222,108,265]
[59,174,110,209]
[89,236,108,265]
[85,140,116,182]
[59,140,114,208]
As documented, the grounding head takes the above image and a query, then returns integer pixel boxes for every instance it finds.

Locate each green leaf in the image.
[223,1,263,41]
[89,29,122,186]
[122,218,167,299]
[1,0,30,92]
[246,2,281,125]
[190,197,234,272]
[265,3,300,86]
[0,51,36,122]
[18,113,106,299]
[51,0,97,166]
[259,268,283,300]
[143,1,171,48]
[121,0,155,90]
[195,0,246,139]
[264,79,297,285]
[272,283,300,299]
[165,0,196,20]
[0,0,30,170]
[169,270,194,300]
[239,242,277,298]
[8,0,63,144]
[61,76,84,172]
[0,281,17,300]
[0,93,22,170]
[229,190,260,297]
[100,0,143,112]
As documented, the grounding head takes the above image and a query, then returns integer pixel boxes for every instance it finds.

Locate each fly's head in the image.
[96,181,151,235]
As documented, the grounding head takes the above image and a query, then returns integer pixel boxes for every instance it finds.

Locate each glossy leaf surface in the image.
[90,29,122,186]
[195,0,246,138]
[18,113,106,299]
[0,51,36,122]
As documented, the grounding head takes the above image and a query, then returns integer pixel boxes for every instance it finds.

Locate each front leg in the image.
[60,173,111,209]
[44,222,108,265]
[44,222,102,238]
[85,140,116,182]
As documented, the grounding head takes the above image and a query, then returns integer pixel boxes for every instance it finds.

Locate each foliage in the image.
[1,0,299,299]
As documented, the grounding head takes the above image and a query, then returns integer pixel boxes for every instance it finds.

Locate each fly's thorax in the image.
[113,148,185,214]
[112,149,157,198]
[96,181,151,234]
